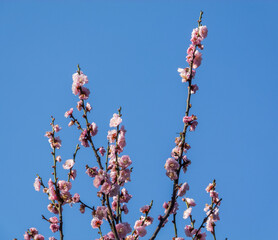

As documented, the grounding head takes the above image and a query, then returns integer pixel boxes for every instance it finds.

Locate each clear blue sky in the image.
[1,1,278,239]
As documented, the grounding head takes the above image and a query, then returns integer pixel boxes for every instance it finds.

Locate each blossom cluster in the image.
[22,12,223,240]
[35,69,156,240]
[204,181,221,234]
[23,227,53,240]
[85,107,154,239]
[164,23,208,183]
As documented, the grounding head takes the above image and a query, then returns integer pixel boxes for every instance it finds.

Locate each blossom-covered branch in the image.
[149,10,208,240]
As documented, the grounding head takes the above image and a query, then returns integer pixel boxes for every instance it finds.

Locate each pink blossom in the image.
[63,159,74,170]
[118,132,126,150]
[79,129,89,147]
[189,121,198,131]
[95,206,108,220]
[174,238,184,240]
[119,168,131,183]
[61,191,72,203]
[34,235,45,240]
[53,124,61,132]
[68,120,74,127]
[107,129,117,143]
[100,182,112,195]
[193,50,202,69]
[199,26,208,39]
[91,217,103,229]
[106,232,115,239]
[124,222,132,234]
[191,28,202,45]
[116,223,127,238]
[210,191,219,199]
[122,204,129,214]
[72,83,80,96]
[166,170,178,180]
[206,218,214,232]
[213,198,220,207]
[135,226,147,237]
[47,203,59,214]
[56,156,62,162]
[45,131,52,138]
[212,207,220,221]
[187,44,195,55]
[72,193,80,203]
[183,208,192,219]
[90,122,98,136]
[204,204,211,213]
[24,232,31,240]
[118,155,132,169]
[134,220,143,230]
[49,238,57,240]
[50,223,59,233]
[186,198,196,207]
[58,180,72,193]
[120,125,127,135]
[116,222,131,238]
[191,84,199,94]
[34,177,41,191]
[206,183,214,192]
[184,225,197,237]
[49,217,59,224]
[109,167,117,182]
[164,158,179,171]
[99,147,106,156]
[178,182,189,197]
[48,136,62,149]
[93,174,104,188]
[110,113,122,127]
[77,100,83,111]
[182,155,189,164]
[142,216,154,226]
[72,70,87,95]
[163,202,169,210]
[79,86,90,100]
[86,102,92,112]
[183,115,197,124]
[120,188,132,203]
[86,166,98,178]
[29,228,38,235]
[177,66,196,82]
[72,71,88,86]
[140,205,150,214]
[171,146,182,159]
[108,145,116,159]
[64,108,73,118]
[48,179,58,201]
[109,184,120,197]
[108,167,117,180]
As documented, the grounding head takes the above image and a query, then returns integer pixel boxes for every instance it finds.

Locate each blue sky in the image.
[1,1,278,239]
